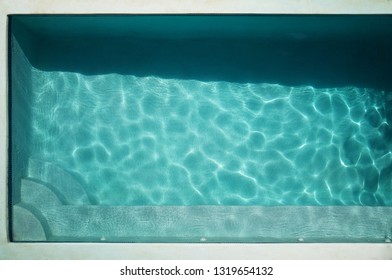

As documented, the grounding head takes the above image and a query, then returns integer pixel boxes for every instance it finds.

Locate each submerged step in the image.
[12,205,47,241]
[27,158,91,205]
[20,178,65,207]
[12,204,392,242]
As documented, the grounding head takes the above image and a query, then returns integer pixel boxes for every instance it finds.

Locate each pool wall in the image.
[1,0,392,259]
[9,19,36,216]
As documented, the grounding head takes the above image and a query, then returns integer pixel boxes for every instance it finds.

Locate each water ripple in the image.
[29,70,392,206]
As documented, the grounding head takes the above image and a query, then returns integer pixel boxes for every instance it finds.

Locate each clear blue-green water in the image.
[11,15,392,207]
[9,15,392,242]
[28,71,392,206]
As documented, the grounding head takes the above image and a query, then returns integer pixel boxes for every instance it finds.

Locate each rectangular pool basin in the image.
[8,15,392,244]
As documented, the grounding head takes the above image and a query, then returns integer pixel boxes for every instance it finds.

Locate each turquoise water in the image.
[10,16,392,207]
[9,15,392,242]
[28,70,392,206]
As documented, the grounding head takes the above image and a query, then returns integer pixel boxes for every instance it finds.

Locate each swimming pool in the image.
[8,15,392,243]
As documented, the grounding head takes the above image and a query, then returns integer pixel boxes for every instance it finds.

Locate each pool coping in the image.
[1,243,392,260]
[1,0,392,259]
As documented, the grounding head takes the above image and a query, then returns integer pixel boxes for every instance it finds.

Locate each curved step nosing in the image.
[22,178,69,205]
[12,204,50,241]
[27,158,93,205]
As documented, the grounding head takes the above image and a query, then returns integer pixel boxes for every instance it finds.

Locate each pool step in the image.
[39,205,392,242]
[27,158,91,205]
[12,203,392,242]
[14,161,392,242]
[12,204,47,241]
[20,178,65,207]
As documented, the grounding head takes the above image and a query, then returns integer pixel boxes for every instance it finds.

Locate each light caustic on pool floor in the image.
[28,70,392,206]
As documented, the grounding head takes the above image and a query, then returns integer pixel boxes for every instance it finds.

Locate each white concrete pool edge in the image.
[1,0,392,260]
[1,243,392,260]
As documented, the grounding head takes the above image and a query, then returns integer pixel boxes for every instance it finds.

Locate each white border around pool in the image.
[1,0,392,260]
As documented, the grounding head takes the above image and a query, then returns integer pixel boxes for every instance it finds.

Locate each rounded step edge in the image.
[12,204,48,241]
[21,178,66,207]
[28,158,93,205]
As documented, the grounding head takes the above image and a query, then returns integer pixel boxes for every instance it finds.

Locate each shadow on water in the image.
[34,36,392,92]
[13,15,392,91]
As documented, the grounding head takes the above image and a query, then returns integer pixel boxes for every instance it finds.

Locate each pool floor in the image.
[26,71,392,207]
